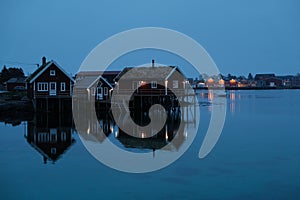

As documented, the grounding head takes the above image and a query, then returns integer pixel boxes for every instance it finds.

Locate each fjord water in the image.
[1,90,299,199]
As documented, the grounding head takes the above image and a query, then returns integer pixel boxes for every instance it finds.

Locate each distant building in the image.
[254,73,282,87]
[254,73,275,80]
[237,79,249,88]
[292,75,300,87]
[265,77,283,87]
[5,77,26,91]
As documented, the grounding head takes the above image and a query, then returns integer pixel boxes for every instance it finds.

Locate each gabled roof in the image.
[74,72,113,89]
[26,60,75,83]
[6,77,26,83]
[74,75,99,89]
[254,73,275,80]
[90,76,113,89]
[114,66,186,81]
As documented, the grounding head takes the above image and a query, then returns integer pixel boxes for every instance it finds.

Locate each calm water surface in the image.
[1,90,299,199]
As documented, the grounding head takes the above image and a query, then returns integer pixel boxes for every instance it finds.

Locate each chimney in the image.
[42,56,46,65]
[152,59,155,68]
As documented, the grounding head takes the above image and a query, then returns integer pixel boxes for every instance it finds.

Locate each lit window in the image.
[37,82,48,91]
[60,82,66,91]
[50,70,55,76]
[151,81,157,89]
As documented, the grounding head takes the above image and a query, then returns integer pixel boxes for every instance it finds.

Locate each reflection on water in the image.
[196,89,240,114]
[25,112,76,164]
[230,90,235,113]
[1,90,300,199]
[114,110,185,153]
[77,103,198,154]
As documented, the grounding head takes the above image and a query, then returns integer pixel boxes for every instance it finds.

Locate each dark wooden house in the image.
[26,57,74,111]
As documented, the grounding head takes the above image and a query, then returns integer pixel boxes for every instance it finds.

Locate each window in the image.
[60,82,66,91]
[173,80,179,88]
[151,81,157,89]
[61,131,67,141]
[91,87,96,96]
[104,87,108,96]
[132,81,137,90]
[37,82,48,91]
[51,148,57,155]
[50,70,55,76]
[38,132,48,142]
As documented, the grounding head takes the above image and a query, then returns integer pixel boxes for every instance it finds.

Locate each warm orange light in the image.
[207,78,214,83]
[208,90,214,101]
[229,79,237,84]
[218,79,225,85]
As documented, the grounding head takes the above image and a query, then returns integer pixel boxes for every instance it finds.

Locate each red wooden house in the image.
[113,61,191,111]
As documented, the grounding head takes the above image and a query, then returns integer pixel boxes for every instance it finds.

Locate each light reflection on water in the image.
[0,90,300,199]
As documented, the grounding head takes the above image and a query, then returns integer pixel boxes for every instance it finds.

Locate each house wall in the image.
[116,74,185,96]
[265,78,283,87]
[7,82,26,91]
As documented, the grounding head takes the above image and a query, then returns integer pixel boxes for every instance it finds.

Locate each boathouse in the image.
[73,71,120,111]
[113,60,192,111]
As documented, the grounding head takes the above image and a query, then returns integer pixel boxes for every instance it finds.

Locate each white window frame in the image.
[91,87,96,96]
[104,87,108,96]
[151,81,157,89]
[61,131,67,141]
[60,82,66,91]
[37,82,48,91]
[50,70,55,76]
[51,148,57,154]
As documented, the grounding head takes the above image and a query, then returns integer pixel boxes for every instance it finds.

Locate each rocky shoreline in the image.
[0,92,34,125]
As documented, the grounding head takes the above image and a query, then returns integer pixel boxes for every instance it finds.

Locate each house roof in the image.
[75,75,100,89]
[254,73,275,80]
[114,66,184,81]
[26,60,75,83]
[74,72,113,89]
[6,77,26,84]
[27,138,75,163]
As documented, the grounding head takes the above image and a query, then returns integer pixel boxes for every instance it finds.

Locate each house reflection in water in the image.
[77,106,192,157]
[25,112,75,164]
[115,110,187,156]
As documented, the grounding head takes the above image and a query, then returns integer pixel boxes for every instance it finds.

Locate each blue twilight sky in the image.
[0,0,299,78]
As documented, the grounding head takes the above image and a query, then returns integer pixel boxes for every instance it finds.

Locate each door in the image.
[97,87,103,100]
[50,82,56,96]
